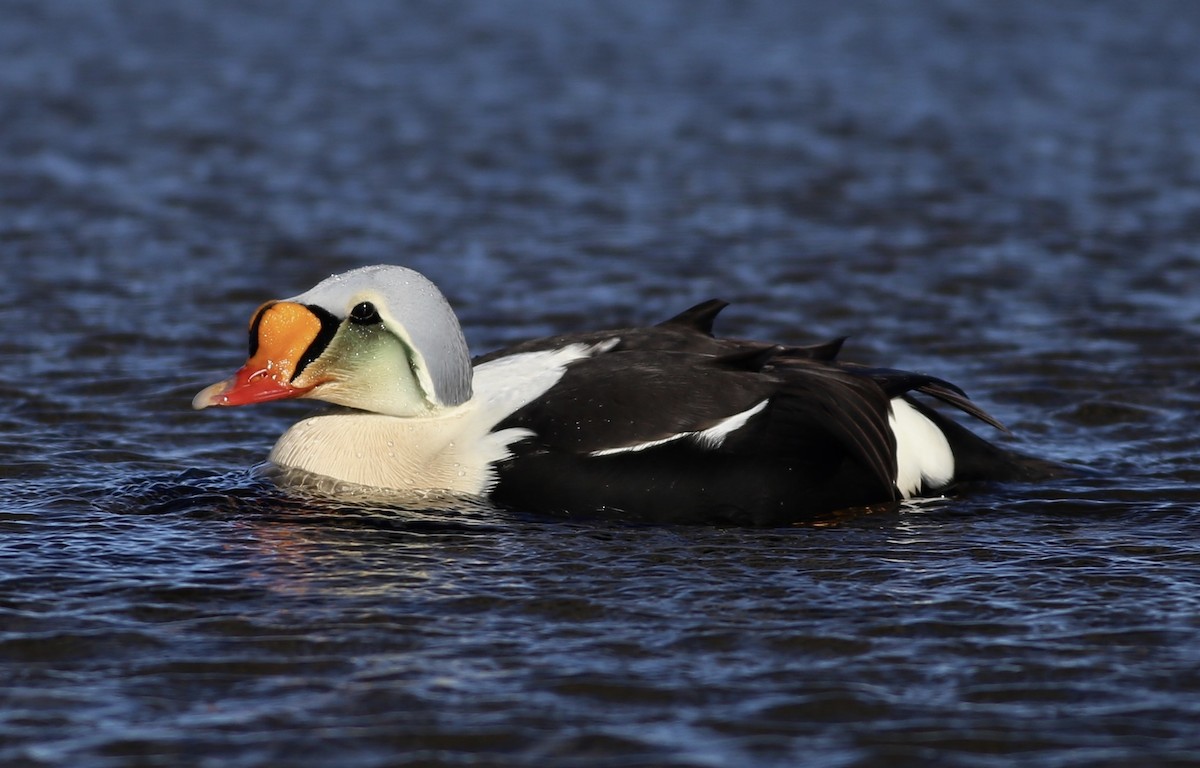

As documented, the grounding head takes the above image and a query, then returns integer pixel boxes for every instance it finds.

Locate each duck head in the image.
[193,265,473,416]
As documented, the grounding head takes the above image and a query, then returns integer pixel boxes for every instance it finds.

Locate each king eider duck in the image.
[194,265,1053,525]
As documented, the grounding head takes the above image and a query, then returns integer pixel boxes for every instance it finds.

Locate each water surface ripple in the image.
[3,1,1200,766]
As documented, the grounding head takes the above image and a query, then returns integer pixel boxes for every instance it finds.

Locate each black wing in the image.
[481,299,1020,523]
[494,347,902,495]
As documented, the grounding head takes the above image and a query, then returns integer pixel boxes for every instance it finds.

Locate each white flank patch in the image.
[591,399,768,457]
[889,397,955,498]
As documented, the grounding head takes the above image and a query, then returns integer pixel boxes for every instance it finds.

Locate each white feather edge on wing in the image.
[589,399,770,457]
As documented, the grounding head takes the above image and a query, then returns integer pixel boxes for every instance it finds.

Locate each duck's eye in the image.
[349,301,381,326]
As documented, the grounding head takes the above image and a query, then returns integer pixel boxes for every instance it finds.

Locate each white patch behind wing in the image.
[889,397,955,497]
[590,399,769,457]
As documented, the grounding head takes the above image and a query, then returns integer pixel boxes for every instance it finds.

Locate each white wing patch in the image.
[889,397,955,497]
[472,338,619,418]
[590,399,769,458]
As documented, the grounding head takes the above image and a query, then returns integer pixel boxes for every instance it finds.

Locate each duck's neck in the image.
[268,401,525,496]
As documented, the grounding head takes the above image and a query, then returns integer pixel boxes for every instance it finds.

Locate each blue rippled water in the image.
[4,1,1200,766]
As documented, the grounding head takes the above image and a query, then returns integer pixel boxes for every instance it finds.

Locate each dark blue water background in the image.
[4,1,1200,766]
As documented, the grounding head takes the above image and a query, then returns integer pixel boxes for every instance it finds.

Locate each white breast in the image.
[268,341,617,495]
[268,404,510,495]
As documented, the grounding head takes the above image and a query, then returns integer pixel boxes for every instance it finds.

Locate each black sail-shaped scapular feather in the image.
[657,299,729,335]
[779,336,848,362]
